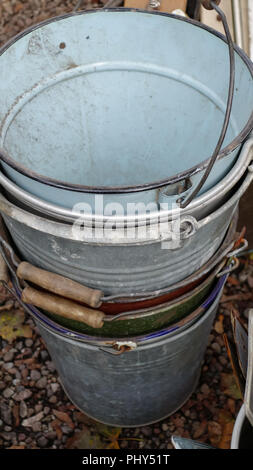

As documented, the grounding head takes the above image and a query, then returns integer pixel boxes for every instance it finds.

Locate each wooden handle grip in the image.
[0,253,9,283]
[17,262,103,308]
[201,0,221,10]
[21,286,104,329]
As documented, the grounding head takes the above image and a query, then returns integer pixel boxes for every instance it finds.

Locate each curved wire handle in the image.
[179,0,235,208]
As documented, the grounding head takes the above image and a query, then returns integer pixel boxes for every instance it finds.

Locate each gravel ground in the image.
[0,0,252,450]
[0,1,105,48]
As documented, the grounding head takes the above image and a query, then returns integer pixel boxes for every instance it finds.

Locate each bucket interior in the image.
[0,10,252,188]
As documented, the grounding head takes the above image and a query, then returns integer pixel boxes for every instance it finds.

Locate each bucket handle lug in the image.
[179,216,199,240]
[99,342,138,355]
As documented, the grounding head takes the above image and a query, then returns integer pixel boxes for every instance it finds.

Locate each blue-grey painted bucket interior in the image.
[0,10,252,192]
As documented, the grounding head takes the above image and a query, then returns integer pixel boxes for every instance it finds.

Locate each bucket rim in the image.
[0,8,253,195]
[0,167,251,244]
[0,135,251,226]
[12,274,223,349]
[98,265,218,319]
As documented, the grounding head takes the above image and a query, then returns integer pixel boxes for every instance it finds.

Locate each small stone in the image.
[19,401,28,419]
[141,427,152,437]
[46,361,56,372]
[35,404,43,414]
[18,433,26,441]
[32,422,42,432]
[219,356,227,366]
[4,425,12,432]
[214,320,224,335]
[45,431,57,440]
[21,369,28,380]
[61,425,72,434]
[13,376,21,385]
[3,388,14,399]
[3,351,14,362]
[36,377,47,389]
[14,390,32,401]
[162,423,169,432]
[22,411,44,428]
[3,2,13,14]
[47,387,54,398]
[0,382,5,391]
[193,421,207,439]
[0,406,12,425]
[40,350,48,361]
[49,395,57,404]
[3,362,14,370]
[25,339,33,347]
[119,440,128,448]
[227,398,236,415]
[37,436,48,448]
[27,408,35,417]
[51,383,59,393]
[208,421,222,445]
[211,342,221,354]
[1,432,12,441]
[190,411,197,420]
[200,384,210,395]
[30,370,41,381]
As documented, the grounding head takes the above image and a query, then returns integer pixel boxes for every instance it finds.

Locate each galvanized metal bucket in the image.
[0,168,251,295]
[1,134,252,225]
[0,9,252,212]
[231,405,253,449]
[13,281,223,426]
[0,219,228,426]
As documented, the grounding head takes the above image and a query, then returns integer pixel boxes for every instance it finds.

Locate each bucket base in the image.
[34,293,220,428]
[58,373,200,428]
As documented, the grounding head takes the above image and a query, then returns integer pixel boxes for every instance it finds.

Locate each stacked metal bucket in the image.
[0,5,252,426]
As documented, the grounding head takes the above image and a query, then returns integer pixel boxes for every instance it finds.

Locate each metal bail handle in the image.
[202,0,221,10]
[180,0,235,208]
